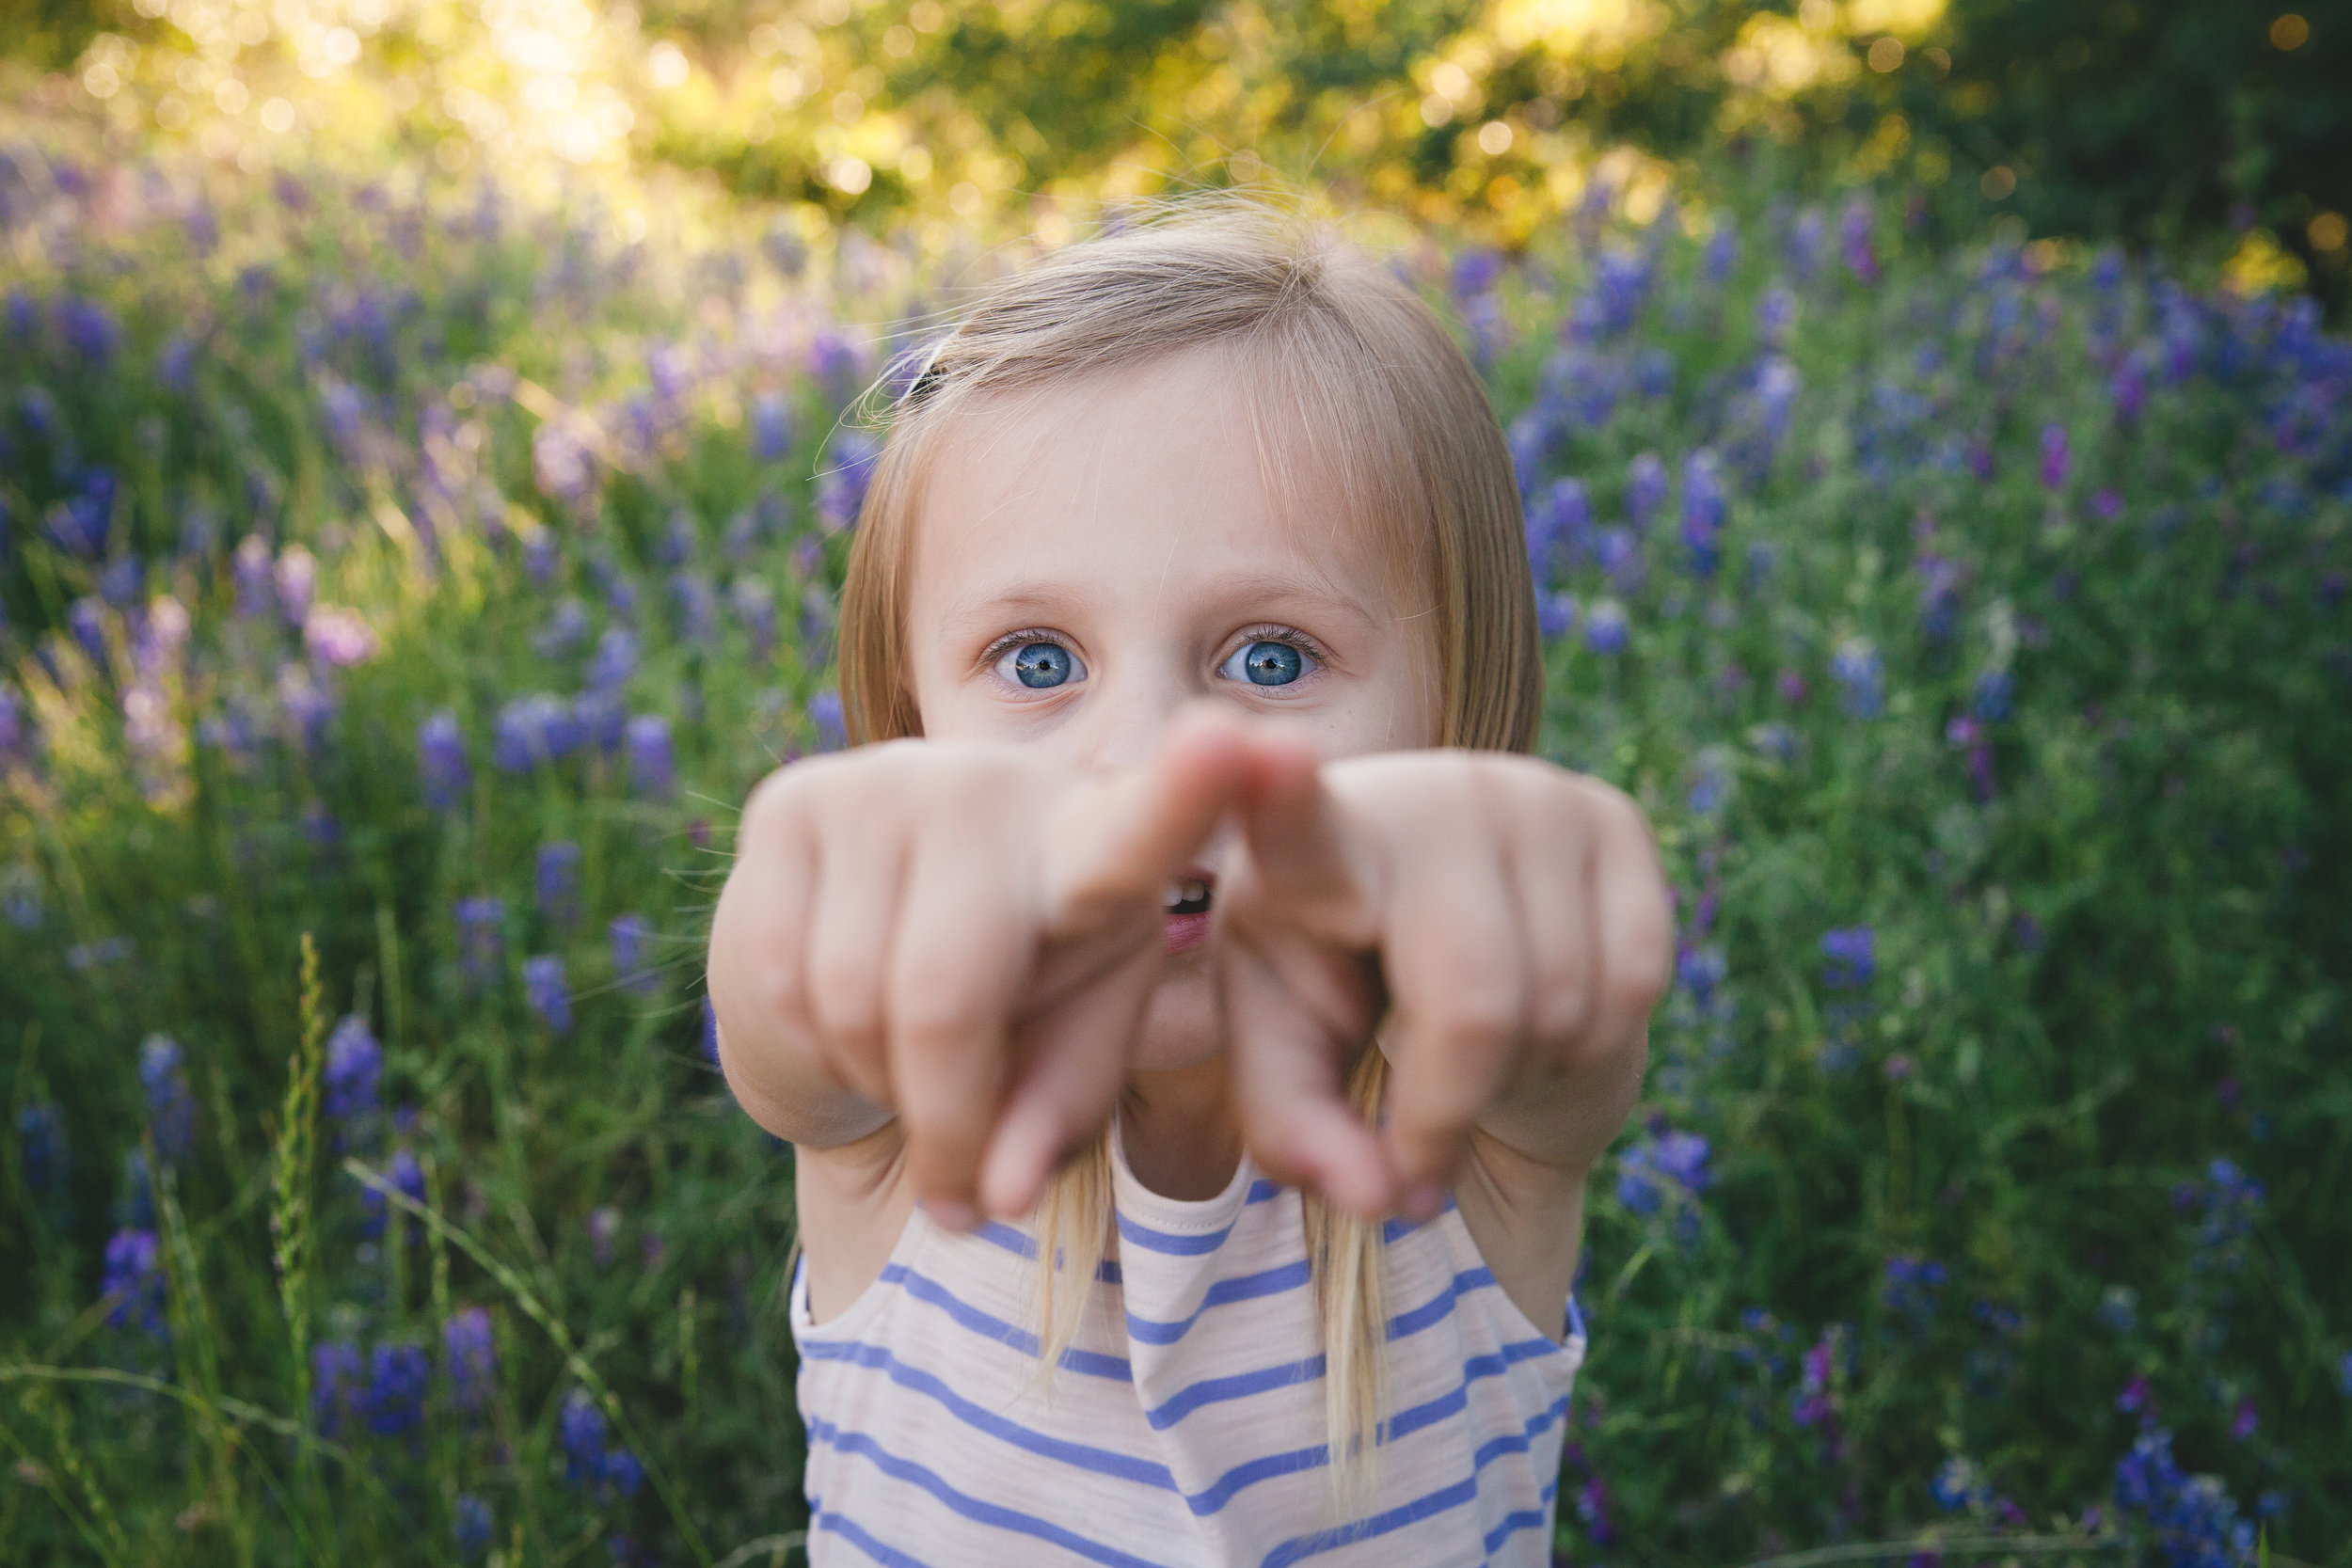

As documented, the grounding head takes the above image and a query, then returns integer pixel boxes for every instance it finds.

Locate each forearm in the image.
[706,800,896,1149]
[1471,1022,1649,1178]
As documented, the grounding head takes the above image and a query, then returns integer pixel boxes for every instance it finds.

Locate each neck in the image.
[1118,1054,1242,1201]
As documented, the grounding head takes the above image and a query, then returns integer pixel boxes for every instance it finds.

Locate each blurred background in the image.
[3,2,2348,1566]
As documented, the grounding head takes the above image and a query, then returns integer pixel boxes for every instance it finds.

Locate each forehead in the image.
[906,342,1406,620]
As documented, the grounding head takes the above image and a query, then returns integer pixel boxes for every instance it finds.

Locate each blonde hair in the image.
[835,194,1542,1499]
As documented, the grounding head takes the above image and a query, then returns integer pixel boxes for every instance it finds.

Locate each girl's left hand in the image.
[1214,738,1674,1222]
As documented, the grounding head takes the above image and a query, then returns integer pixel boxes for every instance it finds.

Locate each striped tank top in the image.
[789,1122,1588,1566]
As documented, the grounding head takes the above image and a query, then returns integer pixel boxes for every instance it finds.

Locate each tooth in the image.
[1183,880,1206,904]
[1164,884,1184,909]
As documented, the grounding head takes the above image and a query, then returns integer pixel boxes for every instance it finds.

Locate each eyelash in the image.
[977,626,1332,688]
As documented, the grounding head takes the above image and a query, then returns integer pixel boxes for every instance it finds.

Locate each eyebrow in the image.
[937,569,1390,633]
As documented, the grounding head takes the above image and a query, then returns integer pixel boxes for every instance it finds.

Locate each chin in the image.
[1127,958,1226,1072]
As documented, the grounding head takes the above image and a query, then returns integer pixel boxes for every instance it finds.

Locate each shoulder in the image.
[1446,1128,1588,1345]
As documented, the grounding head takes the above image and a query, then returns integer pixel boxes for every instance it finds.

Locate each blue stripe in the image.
[1481,1475,1561,1560]
[1479,1506,1548,1560]
[1387,1267,1500,1340]
[805,1416,1178,1568]
[1565,1291,1587,1342]
[1382,1340,1561,1444]
[811,1503,940,1568]
[882,1264,1134,1381]
[1145,1354,1325,1429]
[1247,1179,1282,1203]
[1122,1259,1312,1345]
[1115,1209,1234,1257]
[974,1221,1122,1284]
[1256,1475,1481,1568]
[800,1339,1178,1488]
[1381,1196,1457,1243]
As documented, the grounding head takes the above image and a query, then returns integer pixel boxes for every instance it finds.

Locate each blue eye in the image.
[1000,641,1081,689]
[1221,639,1311,687]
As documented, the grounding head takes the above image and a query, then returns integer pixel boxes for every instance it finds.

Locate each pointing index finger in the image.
[1044,705,1256,927]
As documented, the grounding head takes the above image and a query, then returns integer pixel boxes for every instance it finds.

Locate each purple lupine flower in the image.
[1616,1129,1708,1214]
[0,686,35,778]
[274,546,318,626]
[1829,639,1883,718]
[1525,478,1590,580]
[588,1206,620,1269]
[535,842,583,931]
[2230,1399,2258,1442]
[68,597,109,666]
[2110,357,2147,424]
[304,606,377,667]
[139,1035,197,1165]
[99,557,145,609]
[524,955,571,1036]
[558,1387,608,1486]
[587,628,638,693]
[670,570,721,648]
[753,390,793,463]
[1838,194,1879,284]
[730,576,779,660]
[611,913,658,995]
[1704,225,1740,283]
[17,1102,68,1199]
[574,689,628,754]
[1755,285,1797,348]
[1882,1254,1947,1321]
[56,297,120,364]
[1583,598,1629,656]
[627,714,675,799]
[1776,668,1807,705]
[232,535,274,617]
[456,897,505,989]
[807,327,866,391]
[454,1496,494,1560]
[364,1342,430,1435]
[324,1016,384,1130]
[2112,1426,2256,1565]
[1970,670,2014,722]
[277,665,339,756]
[1931,1455,1983,1510]
[602,1449,644,1500]
[103,1227,166,1336]
[1679,451,1725,578]
[533,425,596,503]
[419,710,470,812]
[1536,593,1576,641]
[1677,945,1726,1006]
[313,1339,363,1437]
[701,998,721,1064]
[444,1307,498,1412]
[2038,422,2070,491]
[1820,926,1876,989]
[816,431,882,532]
[808,689,847,752]
[533,598,592,658]
[493,693,580,772]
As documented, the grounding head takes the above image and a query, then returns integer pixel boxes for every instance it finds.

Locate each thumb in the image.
[1045,705,1254,925]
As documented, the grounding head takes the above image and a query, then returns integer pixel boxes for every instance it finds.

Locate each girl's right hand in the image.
[707,708,1255,1231]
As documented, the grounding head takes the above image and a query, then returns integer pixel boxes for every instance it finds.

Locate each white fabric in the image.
[790,1124,1586,1567]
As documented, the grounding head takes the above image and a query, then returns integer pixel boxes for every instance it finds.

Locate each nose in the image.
[1064,651,1205,778]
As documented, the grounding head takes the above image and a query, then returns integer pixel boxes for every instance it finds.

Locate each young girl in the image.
[707,200,1672,1566]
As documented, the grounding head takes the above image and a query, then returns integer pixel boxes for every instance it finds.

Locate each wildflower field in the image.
[2,126,2349,1567]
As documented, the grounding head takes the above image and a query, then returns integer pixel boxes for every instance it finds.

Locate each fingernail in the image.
[924,1197,979,1233]
[1401,1182,1448,1225]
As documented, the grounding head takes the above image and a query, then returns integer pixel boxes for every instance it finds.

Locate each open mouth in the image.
[1163,876,1213,916]
[1161,871,1214,954]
